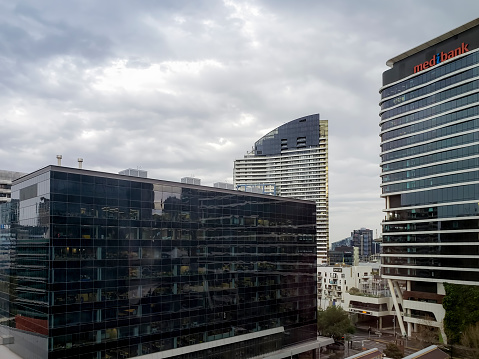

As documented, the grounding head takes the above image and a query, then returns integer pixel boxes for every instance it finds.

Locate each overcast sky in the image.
[1,1,479,244]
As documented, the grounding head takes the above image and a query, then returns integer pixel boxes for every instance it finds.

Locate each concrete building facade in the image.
[317,265,394,330]
[0,170,26,204]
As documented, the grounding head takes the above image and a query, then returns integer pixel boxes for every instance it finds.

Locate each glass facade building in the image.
[380,18,479,340]
[0,166,318,359]
[233,114,329,264]
[351,228,376,261]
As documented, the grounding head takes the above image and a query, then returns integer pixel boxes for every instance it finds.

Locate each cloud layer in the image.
[1,0,478,243]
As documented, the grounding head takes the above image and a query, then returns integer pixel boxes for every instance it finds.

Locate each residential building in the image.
[0,170,26,204]
[234,114,329,263]
[0,165,319,359]
[317,265,394,329]
[380,18,479,341]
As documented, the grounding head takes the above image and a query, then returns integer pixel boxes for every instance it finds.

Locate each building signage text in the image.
[413,43,469,74]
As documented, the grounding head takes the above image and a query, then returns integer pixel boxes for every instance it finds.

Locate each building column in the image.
[393,281,404,304]
[405,280,412,338]
[440,326,448,345]
[387,279,406,336]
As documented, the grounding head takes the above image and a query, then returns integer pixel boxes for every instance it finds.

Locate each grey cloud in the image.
[1,0,479,243]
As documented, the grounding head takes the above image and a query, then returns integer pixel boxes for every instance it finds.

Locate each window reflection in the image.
[5,171,317,359]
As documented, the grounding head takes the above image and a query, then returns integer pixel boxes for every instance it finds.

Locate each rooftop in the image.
[403,345,448,359]
[386,17,479,67]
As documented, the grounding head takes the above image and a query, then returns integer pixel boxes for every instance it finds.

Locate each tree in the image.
[416,322,439,345]
[384,343,403,359]
[317,306,355,341]
[348,287,360,295]
[443,283,479,344]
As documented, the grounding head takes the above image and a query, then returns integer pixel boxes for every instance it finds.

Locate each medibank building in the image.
[379,18,479,342]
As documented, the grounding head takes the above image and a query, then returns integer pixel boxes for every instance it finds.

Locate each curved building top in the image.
[254,114,320,156]
[382,17,479,86]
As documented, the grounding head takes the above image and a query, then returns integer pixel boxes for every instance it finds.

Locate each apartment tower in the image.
[234,114,329,263]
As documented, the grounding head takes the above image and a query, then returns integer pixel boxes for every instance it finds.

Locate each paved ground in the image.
[321,325,432,359]
[0,345,22,359]
[0,326,434,359]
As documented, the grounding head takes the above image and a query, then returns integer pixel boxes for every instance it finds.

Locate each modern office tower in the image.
[0,170,26,203]
[379,18,479,341]
[331,236,352,250]
[328,246,354,266]
[351,228,375,260]
[0,165,319,359]
[234,114,329,263]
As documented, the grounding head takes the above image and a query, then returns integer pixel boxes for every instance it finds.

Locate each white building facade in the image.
[0,170,26,204]
[317,265,395,330]
[234,114,329,262]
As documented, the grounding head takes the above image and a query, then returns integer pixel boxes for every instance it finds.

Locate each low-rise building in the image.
[318,264,396,330]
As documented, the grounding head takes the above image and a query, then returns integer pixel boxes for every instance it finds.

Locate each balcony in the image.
[343,293,394,317]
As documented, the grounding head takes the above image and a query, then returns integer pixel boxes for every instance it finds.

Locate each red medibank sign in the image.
[413,43,469,74]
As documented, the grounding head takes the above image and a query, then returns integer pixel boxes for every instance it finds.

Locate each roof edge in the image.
[386,18,479,67]
[13,165,316,204]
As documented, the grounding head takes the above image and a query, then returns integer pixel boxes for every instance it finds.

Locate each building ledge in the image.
[249,336,334,359]
[403,291,444,304]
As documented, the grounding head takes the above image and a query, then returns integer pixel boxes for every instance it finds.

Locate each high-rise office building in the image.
[351,228,375,261]
[327,246,354,266]
[0,165,319,359]
[233,114,329,263]
[380,18,479,340]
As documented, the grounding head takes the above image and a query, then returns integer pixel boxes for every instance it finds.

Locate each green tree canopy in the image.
[443,283,479,344]
[348,287,360,295]
[317,306,355,340]
[384,343,403,359]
